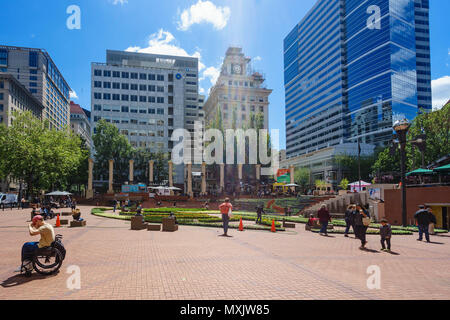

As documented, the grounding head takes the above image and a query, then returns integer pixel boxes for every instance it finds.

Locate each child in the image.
[380,219,392,252]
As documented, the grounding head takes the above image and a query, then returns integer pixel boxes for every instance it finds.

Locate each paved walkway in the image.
[0,206,449,300]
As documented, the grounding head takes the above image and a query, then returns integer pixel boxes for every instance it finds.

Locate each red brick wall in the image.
[384,187,450,225]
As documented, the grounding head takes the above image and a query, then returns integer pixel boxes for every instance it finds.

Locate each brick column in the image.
[86,158,94,199]
[129,160,134,184]
[201,162,207,195]
[220,164,225,193]
[187,163,193,198]
[108,160,114,194]
[149,161,154,184]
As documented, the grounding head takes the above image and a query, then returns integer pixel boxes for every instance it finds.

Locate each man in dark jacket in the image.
[414,205,432,242]
[256,205,265,224]
[344,204,356,237]
[318,205,331,236]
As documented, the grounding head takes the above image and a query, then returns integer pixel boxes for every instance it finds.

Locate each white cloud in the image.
[70,90,78,99]
[431,76,450,110]
[112,0,128,5]
[126,29,206,70]
[253,56,262,62]
[201,66,221,86]
[178,0,231,31]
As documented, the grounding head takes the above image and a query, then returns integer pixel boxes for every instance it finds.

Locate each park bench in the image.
[131,216,148,230]
[162,217,178,232]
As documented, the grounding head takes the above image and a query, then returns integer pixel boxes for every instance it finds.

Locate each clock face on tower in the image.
[233,64,242,74]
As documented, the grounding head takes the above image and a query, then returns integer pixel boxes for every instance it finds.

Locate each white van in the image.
[0,193,18,207]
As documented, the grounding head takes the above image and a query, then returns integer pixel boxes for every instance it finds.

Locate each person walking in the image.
[379,219,392,252]
[317,204,331,236]
[256,204,265,224]
[427,206,437,235]
[113,199,117,213]
[344,204,356,237]
[414,205,433,242]
[219,198,233,237]
[354,205,370,249]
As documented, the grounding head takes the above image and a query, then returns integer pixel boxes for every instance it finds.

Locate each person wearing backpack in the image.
[354,204,370,249]
[219,198,233,237]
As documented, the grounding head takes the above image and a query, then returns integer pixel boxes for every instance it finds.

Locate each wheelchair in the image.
[21,235,66,277]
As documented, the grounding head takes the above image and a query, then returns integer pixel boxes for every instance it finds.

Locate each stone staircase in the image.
[301,192,369,218]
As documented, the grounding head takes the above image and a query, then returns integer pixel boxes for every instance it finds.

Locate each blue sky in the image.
[1,0,449,149]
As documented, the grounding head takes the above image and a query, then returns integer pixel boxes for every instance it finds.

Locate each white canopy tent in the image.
[349,181,371,192]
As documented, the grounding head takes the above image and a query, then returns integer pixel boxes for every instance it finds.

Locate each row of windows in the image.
[93,104,165,115]
[93,93,165,103]
[93,81,165,92]
[94,69,166,81]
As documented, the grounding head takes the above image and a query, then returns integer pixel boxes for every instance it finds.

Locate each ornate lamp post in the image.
[393,119,411,227]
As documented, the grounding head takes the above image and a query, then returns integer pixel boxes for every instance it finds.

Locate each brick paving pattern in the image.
[0,206,449,300]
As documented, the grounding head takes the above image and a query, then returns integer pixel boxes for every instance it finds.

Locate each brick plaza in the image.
[0,206,449,300]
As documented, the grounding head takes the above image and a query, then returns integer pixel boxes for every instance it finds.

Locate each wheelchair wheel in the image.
[33,248,63,275]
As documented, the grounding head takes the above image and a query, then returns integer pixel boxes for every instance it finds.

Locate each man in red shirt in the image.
[219,198,233,237]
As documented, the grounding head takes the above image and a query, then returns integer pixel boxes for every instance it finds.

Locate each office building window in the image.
[148,85,155,92]
[130,72,138,79]
[30,89,37,94]
[140,73,147,80]
[113,71,120,78]
[157,108,164,115]
[121,83,129,90]
[149,97,156,103]
[131,109,138,113]
[149,74,155,80]
[131,95,138,102]
[113,82,120,89]
[121,94,129,101]
[103,93,111,100]
[112,94,120,101]
[0,81,3,89]
[103,82,111,89]
[157,97,164,104]
[94,93,101,99]
[0,49,7,65]
[130,84,138,90]
[103,70,111,77]
[30,76,37,81]
[140,96,147,102]
[121,106,129,113]
[122,72,129,78]
[139,109,147,114]
[140,84,147,91]
[157,75,164,81]
[30,70,37,75]
[94,81,102,88]
[148,108,155,114]
[94,69,102,76]
[157,86,164,92]
[0,104,3,112]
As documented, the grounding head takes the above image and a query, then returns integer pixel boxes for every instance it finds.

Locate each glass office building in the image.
[284,0,431,159]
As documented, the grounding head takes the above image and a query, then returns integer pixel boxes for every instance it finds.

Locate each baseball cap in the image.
[32,215,43,224]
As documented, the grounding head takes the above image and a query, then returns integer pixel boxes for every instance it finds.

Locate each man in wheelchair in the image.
[16,215,64,276]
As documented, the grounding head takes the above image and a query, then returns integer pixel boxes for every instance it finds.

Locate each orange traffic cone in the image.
[271,220,276,233]
[55,214,61,228]
[239,218,244,231]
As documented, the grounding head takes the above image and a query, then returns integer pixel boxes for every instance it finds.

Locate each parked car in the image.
[0,193,18,208]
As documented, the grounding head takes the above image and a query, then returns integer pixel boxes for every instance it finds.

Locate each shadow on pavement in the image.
[1,272,58,288]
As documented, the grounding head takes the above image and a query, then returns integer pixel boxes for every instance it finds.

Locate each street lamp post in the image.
[393,119,411,227]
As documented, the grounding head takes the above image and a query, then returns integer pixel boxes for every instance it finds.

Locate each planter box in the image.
[70,220,86,228]
[162,218,178,232]
[61,212,72,216]
[283,222,296,229]
[131,216,147,230]
[147,224,161,231]
[60,219,69,225]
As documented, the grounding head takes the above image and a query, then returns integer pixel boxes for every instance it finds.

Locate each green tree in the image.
[0,111,85,196]
[339,178,349,191]
[294,167,310,192]
[372,104,450,178]
[92,119,133,185]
